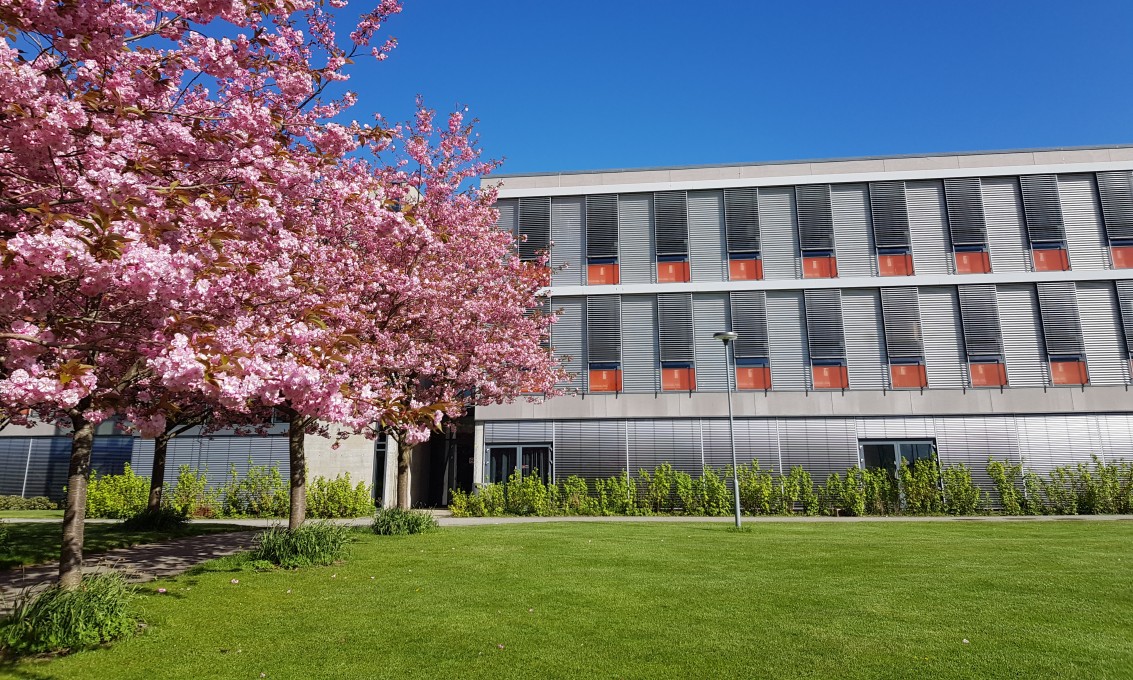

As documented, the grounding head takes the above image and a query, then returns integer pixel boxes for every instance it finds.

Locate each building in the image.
[472,145,1133,496]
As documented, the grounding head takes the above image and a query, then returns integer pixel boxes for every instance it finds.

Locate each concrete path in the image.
[0,531,258,614]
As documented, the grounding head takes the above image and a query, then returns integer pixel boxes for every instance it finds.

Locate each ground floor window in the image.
[859,439,936,476]
[488,444,552,484]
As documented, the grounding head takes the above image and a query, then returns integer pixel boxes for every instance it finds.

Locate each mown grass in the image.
[0,522,254,570]
[0,511,63,520]
[4,521,1133,679]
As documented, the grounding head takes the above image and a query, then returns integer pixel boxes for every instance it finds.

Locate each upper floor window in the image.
[869,181,914,276]
[1019,175,1070,272]
[796,184,838,279]
[586,194,620,284]
[724,187,762,281]
[654,191,690,282]
[944,177,991,274]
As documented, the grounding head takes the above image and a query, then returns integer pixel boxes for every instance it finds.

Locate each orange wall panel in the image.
[890,364,928,388]
[954,251,991,274]
[657,261,690,283]
[1050,360,1088,385]
[588,369,622,392]
[661,367,695,391]
[811,365,848,389]
[802,255,838,279]
[587,263,620,285]
[729,258,763,281]
[969,362,1008,387]
[878,253,914,276]
[1111,246,1133,269]
[1032,248,1069,272]
[736,366,771,390]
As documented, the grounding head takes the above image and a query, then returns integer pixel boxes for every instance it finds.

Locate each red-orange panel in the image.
[878,253,914,276]
[969,362,1008,387]
[657,261,690,283]
[1050,360,1088,385]
[955,251,991,274]
[1111,246,1133,269]
[802,256,838,279]
[661,367,695,391]
[812,365,848,389]
[587,263,620,285]
[736,366,771,390]
[588,369,622,392]
[890,364,928,388]
[729,258,763,281]
[1032,248,1069,272]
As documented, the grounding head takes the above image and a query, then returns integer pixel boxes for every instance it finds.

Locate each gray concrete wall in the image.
[303,427,376,488]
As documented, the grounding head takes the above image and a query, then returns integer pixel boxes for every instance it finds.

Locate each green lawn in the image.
[0,522,254,570]
[0,510,64,520]
[5,521,1133,679]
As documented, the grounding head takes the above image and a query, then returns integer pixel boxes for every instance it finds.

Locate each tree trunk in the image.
[288,413,307,530]
[396,435,413,510]
[147,431,172,513]
[60,412,95,589]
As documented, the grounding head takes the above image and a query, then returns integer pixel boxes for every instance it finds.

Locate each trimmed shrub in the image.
[737,463,775,515]
[1,572,136,656]
[639,462,676,514]
[820,469,865,517]
[560,476,595,515]
[899,458,944,515]
[862,467,898,516]
[220,463,288,518]
[372,507,438,535]
[119,506,189,532]
[252,522,352,568]
[166,466,222,518]
[0,496,57,511]
[307,474,374,518]
[85,464,149,519]
[942,464,985,515]
[988,458,1025,515]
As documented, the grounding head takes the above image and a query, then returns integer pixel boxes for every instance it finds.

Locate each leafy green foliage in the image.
[220,463,289,518]
[988,458,1026,515]
[0,572,136,657]
[862,467,899,516]
[168,465,222,518]
[0,495,57,511]
[371,508,439,535]
[819,469,865,517]
[85,464,149,519]
[898,458,944,515]
[251,522,353,568]
[941,464,986,515]
[118,506,189,532]
[639,462,675,513]
[306,473,374,519]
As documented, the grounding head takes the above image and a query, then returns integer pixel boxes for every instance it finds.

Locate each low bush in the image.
[251,522,352,568]
[371,507,438,535]
[0,572,136,657]
[899,458,944,515]
[118,506,189,532]
[167,465,222,518]
[220,463,289,518]
[0,496,57,511]
[942,464,986,515]
[86,464,149,519]
[306,473,374,519]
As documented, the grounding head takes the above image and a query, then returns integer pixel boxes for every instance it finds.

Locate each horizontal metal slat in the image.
[795,184,835,251]
[586,296,621,364]
[657,293,694,363]
[585,194,619,259]
[518,196,551,260]
[958,284,1004,356]
[880,287,924,359]
[654,191,689,257]
[869,181,911,248]
[804,289,845,360]
[1096,171,1133,241]
[729,291,769,358]
[1018,174,1065,243]
[1036,281,1085,356]
[944,177,987,247]
[723,187,760,253]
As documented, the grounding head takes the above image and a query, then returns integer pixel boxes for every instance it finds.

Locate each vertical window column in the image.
[729,291,771,389]
[658,293,695,390]
[958,285,1008,386]
[1036,282,1088,384]
[1097,171,1133,269]
[1020,175,1070,271]
[654,191,690,282]
[586,296,622,392]
[804,289,848,389]
[517,197,551,261]
[944,177,991,274]
[880,287,928,388]
[869,181,914,276]
[795,185,838,278]
[585,194,620,284]
[723,187,762,280]
[1116,280,1133,372]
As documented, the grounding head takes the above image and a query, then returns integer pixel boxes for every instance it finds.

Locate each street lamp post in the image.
[713,331,742,529]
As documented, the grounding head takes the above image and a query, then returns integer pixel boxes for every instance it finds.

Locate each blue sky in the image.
[346,0,1133,175]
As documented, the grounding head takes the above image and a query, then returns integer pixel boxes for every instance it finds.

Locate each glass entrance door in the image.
[521,446,552,484]
[488,447,517,484]
[488,444,552,484]
[859,439,937,474]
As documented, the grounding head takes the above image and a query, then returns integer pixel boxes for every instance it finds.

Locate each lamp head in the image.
[713,331,738,343]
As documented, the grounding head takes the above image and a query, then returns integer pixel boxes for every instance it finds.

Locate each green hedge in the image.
[449,456,1133,518]
[0,495,58,511]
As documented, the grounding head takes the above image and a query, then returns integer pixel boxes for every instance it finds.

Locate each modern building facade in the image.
[475,145,1133,495]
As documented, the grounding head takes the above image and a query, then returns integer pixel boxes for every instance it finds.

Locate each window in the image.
[1036,282,1087,385]
[958,284,1007,387]
[804,289,848,388]
[517,197,550,261]
[586,296,621,392]
[880,287,927,388]
[724,187,762,280]
[1019,174,1069,271]
[1096,171,1133,269]
[658,293,695,390]
[586,194,620,284]
[729,291,771,389]
[944,177,991,273]
[870,181,914,276]
[655,191,690,282]
[796,185,837,278]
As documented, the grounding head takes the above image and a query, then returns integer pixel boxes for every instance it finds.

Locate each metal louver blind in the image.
[495,199,518,236]
[1116,280,1133,356]
[1096,171,1133,240]
[688,190,726,282]
[1018,174,1065,243]
[944,177,987,246]
[758,187,801,279]
[657,293,694,363]
[842,289,887,389]
[1036,282,1085,355]
[585,194,619,258]
[831,184,877,277]
[906,180,951,275]
[621,295,659,392]
[880,287,924,358]
[919,287,968,388]
[618,193,654,284]
[958,285,1004,356]
[1058,174,1108,270]
[551,197,584,286]
[518,197,551,260]
[794,184,835,251]
[982,177,1029,272]
[550,296,585,390]
[868,181,911,248]
[729,291,769,358]
[723,187,760,252]
[654,191,689,256]
[803,289,845,360]
[585,296,621,364]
